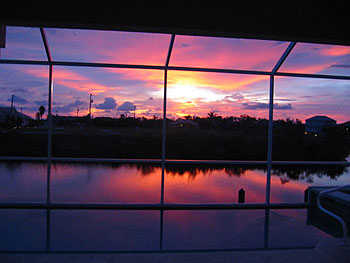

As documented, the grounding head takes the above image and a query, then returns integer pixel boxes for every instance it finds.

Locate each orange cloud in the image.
[167,70,268,92]
[22,66,122,94]
[280,61,340,74]
[321,46,349,57]
[53,68,120,94]
[19,65,49,78]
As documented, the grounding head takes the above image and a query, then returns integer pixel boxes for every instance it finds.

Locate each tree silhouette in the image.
[207,110,217,119]
[36,105,46,120]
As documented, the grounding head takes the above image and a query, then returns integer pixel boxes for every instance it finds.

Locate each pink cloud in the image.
[170,36,290,71]
[280,42,349,74]
[46,28,171,65]
[21,66,121,94]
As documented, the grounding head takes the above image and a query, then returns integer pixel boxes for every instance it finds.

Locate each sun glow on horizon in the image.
[168,82,225,103]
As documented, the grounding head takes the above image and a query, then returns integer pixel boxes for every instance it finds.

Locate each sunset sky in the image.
[0,27,349,122]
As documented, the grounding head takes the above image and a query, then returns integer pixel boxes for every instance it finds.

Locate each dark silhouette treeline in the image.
[92,113,268,131]
[273,119,350,161]
[0,114,349,161]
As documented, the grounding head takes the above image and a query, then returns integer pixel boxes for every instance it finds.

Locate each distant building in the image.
[339,121,350,132]
[169,119,199,129]
[0,107,32,126]
[305,116,336,133]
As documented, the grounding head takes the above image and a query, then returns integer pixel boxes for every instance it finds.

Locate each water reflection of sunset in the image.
[1,162,346,204]
[165,168,267,203]
[51,164,161,203]
[0,162,346,250]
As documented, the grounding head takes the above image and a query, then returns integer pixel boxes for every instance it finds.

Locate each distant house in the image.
[305,116,336,133]
[169,119,199,129]
[0,107,32,126]
[339,121,350,132]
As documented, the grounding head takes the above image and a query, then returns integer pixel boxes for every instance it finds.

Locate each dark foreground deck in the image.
[0,238,348,263]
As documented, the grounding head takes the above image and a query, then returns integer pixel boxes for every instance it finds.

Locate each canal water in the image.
[0,162,349,251]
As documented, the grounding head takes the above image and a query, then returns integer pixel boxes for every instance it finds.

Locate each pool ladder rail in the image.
[316,185,349,247]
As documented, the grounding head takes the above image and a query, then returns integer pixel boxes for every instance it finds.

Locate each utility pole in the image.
[10,94,14,126]
[10,94,14,116]
[76,106,79,117]
[88,93,93,127]
[88,93,93,115]
[133,105,136,128]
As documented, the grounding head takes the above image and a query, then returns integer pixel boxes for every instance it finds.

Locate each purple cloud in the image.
[118,101,135,112]
[95,97,117,110]
[243,102,292,110]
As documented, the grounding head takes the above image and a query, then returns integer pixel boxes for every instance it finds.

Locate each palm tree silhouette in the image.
[36,105,46,120]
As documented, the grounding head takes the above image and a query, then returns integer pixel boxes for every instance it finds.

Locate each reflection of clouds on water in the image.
[0,162,46,202]
[0,162,348,205]
[0,161,344,251]
[133,163,346,182]
[50,163,161,204]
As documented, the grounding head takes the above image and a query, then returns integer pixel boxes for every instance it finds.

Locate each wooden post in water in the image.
[238,188,245,203]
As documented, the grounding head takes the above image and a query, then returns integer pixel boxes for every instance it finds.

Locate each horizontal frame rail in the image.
[0,202,310,210]
[1,59,349,80]
[0,156,349,166]
[0,246,315,254]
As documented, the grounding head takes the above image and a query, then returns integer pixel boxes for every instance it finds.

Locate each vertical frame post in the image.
[159,209,164,250]
[46,64,53,252]
[264,74,274,249]
[265,74,274,204]
[161,34,175,205]
[264,208,270,248]
[47,64,53,204]
[40,27,53,204]
[160,34,175,251]
[40,27,53,252]
[265,42,296,204]
[264,42,296,248]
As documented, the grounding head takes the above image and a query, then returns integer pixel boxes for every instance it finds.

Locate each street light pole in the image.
[88,93,93,115]
[10,94,14,116]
